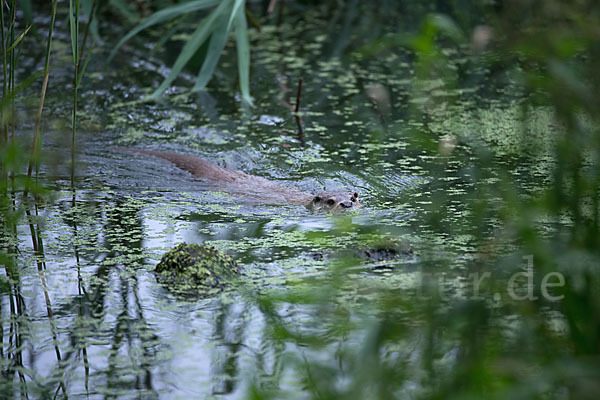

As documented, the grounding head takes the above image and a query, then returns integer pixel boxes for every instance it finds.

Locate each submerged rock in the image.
[311,236,413,263]
[354,237,413,262]
[155,243,238,296]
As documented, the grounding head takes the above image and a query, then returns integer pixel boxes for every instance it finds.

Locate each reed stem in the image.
[29,0,58,182]
[71,0,80,187]
[294,77,303,140]
[1,1,7,143]
[9,0,16,140]
[70,0,95,187]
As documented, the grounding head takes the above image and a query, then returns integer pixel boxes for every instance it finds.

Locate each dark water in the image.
[2,3,556,399]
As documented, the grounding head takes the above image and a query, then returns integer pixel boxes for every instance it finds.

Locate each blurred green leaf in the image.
[427,13,465,44]
[17,0,33,26]
[0,70,41,114]
[108,0,139,23]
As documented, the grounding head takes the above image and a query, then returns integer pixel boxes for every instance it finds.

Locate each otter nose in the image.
[340,201,353,208]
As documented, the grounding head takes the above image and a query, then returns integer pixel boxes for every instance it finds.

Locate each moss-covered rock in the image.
[155,243,238,296]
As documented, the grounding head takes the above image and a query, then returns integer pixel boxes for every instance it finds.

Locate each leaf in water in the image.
[108,0,221,62]
[234,3,253,106]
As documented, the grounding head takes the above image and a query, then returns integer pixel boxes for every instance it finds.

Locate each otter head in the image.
[308,191,360,212]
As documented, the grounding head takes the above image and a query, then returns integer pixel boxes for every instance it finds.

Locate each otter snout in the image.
[339,200,353,208]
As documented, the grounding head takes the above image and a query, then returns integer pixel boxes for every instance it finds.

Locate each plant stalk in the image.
[9,0,16,140]
[71,0,80,187]
[1,0,8,143]
[28,0,58,183]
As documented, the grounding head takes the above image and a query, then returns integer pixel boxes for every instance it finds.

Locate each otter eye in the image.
[353,192,358,199]
[327,199,335,206]
[314,196,321,203]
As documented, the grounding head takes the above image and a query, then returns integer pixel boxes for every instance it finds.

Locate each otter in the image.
[117,148,360,211]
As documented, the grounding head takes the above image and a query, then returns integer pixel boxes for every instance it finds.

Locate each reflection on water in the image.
[1,145,424,397]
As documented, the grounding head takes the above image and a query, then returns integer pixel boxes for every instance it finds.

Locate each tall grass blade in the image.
[70,0,81,187]
[7,25,31,53]
[149,1,229,99]
[69,0,78,63]
[1,0,8,105]
[234,3,252,106]
[77,41,95,87]
[108,0,220,62]
[1,1,8,141]
[192,5,233,91]
[227,0,244,31]
[29,0,57,182]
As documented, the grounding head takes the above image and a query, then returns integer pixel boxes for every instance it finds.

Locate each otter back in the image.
[116,148,314,206]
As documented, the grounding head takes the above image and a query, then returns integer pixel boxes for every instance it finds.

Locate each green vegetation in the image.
[109,0,252,104]
[1,0,600,398]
